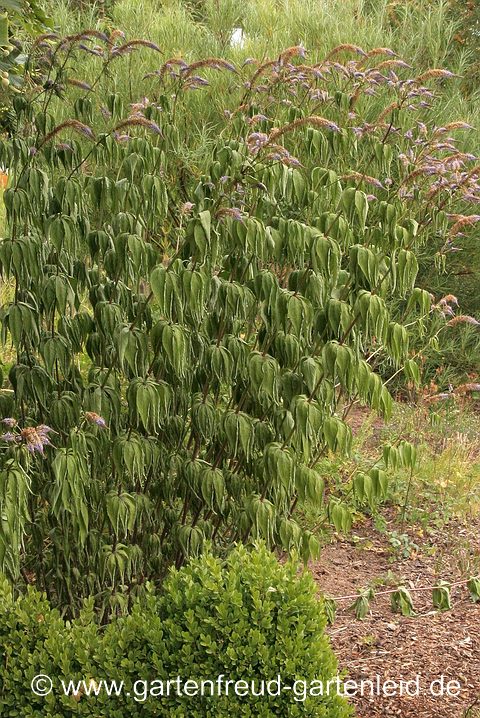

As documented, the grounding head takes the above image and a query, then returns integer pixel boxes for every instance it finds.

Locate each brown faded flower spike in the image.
[278,45,306,62]
[447,315,480,327]
[268,116,339,143]
[433,122,474,135]
[114,117,162,136]
[374,59,412,71]
[42,120,95,144]
[31,33,59,50]
[61,30,109,47]
[85,412,107,427]
[111,39,162,57]
[109,29,126,44]
[341,172,385,189]
[375,102,400,125]
[449,215,480,236]
[78,30,110,44]
[215,207,244,222]
[415,69,457,82]
[152,58,189,81]
[440,294,459,306]
[453,383,480,394]
[182,58,237,77]
[366,47,398,58]
[247,59,277,89]
[67,78,92,91]
[324,44,367,61]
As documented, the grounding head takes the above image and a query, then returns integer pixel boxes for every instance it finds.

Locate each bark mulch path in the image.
[312,516,480,718]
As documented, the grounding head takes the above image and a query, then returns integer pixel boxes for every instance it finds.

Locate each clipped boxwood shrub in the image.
[0,545,352,717]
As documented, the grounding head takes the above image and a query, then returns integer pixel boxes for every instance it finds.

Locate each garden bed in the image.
[315,515,480,717]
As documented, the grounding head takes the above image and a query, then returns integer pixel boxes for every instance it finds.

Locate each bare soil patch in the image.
[312,516,480,718]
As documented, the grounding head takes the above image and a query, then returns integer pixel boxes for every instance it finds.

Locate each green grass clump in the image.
[45,0,479,314]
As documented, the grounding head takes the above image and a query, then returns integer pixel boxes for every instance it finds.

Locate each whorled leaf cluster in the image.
[0,31,478,616]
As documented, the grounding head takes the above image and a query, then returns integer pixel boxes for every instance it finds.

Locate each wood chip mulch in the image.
[311,517,480,718]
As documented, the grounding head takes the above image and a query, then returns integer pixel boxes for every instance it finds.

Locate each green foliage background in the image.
[0,0,478,619]
[0,3,477,714]
[45,0,480,317]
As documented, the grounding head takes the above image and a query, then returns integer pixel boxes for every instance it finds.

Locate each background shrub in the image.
[0,17,478,616]
[0,545,352,717]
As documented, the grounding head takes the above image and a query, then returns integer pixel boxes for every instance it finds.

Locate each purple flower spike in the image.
[1,432,19,443]
[85,411,107,428]
[36,425,55,440]
[216,207,245,223]
[20,427,48,454]
[181,201,195,214]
